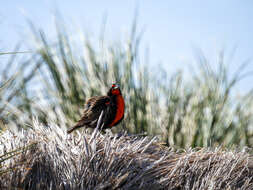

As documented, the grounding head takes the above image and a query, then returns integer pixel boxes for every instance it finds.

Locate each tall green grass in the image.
[1,21,253,149]
[0,49,41,176]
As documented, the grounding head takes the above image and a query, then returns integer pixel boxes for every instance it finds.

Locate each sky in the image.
[1,0,253,91]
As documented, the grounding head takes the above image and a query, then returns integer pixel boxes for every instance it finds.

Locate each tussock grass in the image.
[0,121,253,190]
[1,18,253,189]
[2,21,253,148]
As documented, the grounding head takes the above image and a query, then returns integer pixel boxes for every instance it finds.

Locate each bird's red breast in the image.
[108,94,125,127]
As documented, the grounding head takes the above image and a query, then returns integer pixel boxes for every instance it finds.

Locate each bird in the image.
[67,83,125,134]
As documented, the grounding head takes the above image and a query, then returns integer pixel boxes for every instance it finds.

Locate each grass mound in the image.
[0,121,253,190]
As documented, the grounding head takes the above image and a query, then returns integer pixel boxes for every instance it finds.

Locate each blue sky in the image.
[1,0,253,91]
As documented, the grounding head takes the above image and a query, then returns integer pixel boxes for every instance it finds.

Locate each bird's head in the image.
[107,83,121,96]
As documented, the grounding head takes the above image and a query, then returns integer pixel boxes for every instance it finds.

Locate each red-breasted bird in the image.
[67,84,125,134]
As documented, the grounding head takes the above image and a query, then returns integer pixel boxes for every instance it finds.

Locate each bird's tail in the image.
[67,120,86,134]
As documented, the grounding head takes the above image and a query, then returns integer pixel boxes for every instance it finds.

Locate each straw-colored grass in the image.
[0,121,253,189]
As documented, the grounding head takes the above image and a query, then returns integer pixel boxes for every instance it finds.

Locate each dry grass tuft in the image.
[0,121,253,190]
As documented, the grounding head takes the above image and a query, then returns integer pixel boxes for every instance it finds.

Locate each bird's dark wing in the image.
[67,96,110,133]
[81,96,110,125]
